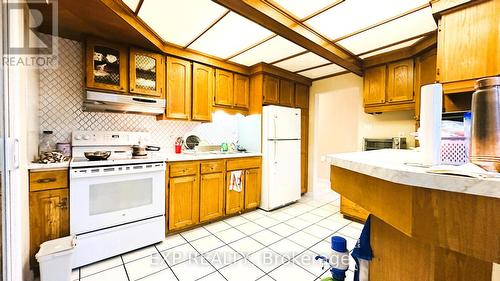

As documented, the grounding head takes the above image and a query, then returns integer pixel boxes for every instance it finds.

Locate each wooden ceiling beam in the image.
[212,0,363,76]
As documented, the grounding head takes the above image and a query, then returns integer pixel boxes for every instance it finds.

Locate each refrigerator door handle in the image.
[273,140,277,164]
[273,116,277,139]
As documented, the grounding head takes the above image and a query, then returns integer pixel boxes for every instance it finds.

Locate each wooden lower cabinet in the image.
[244,168,261,209]
[199,172,225,223]
[29,169,69,268]
[166,157,262,231]
[225,172,245,215]
[29,188,69,266]
[168,175,199,231]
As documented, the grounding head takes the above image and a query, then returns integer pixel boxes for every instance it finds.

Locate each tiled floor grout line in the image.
[179,230,231,281]
[153,244,180,281]
[120,256,131,281]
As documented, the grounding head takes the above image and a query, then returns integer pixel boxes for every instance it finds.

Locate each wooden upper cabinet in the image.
[364,65,387,105]
[225,172,244,215]
[166,57,191,120]
[86,38,128,92]
[168,175,199,231]
[387,59,414,103]
[233,74,250,109]
[263,75,280,104]
[192,63,214,122]
[244,168,261,210]
[279,79,295,107]
[129,48,165,97]
[215,69,234,107]
[295,83,309,109]
[415,49,437,120]
[436,0,500,84]
[199,172,225,223]
[30,188,69,265]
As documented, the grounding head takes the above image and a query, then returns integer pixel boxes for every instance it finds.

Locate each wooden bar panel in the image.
[331,165,500,264]
[412,188,500,263]
[330,166,413,236]
[370,216,492,281]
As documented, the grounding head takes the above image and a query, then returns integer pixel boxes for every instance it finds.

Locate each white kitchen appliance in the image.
[261,105,301,211]
[69,131,166,268]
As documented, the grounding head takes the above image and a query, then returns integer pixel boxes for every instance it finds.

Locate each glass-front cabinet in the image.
[86,38,128,92]
[129,48,165,97]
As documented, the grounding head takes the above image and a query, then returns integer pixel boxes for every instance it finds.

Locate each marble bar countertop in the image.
[327,149,500,199]
[166,152,262,162]
[28,161,70,170]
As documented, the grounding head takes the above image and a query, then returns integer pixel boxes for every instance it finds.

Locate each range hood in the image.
[83,91,165,115]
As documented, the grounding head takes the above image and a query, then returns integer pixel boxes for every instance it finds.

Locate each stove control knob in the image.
[75,135,82,140]
[83,135,90,140]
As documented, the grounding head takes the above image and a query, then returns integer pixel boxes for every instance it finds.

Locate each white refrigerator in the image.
[261,105,301,211]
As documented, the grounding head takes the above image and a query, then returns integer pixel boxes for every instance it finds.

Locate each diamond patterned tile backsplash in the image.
[39,35,240,153]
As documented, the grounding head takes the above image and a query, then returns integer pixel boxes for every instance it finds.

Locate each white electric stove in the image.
[69,131,166,268]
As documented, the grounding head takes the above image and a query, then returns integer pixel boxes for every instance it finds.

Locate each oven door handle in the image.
[70,163,166,178]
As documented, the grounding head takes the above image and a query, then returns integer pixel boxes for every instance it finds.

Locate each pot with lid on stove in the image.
[132,139,160,157]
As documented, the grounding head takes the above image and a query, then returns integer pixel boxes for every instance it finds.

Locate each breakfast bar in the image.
[328,149,500,281]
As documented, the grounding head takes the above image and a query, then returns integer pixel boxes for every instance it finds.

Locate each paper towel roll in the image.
[420,83,443,166]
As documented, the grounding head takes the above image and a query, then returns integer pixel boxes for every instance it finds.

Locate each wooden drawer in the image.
[201,160,224,174]
[169,162,199,177]
[227,157,261,171]
[29,169,68,192]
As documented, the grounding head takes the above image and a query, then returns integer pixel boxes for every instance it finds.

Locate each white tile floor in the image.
[72,193,364,281]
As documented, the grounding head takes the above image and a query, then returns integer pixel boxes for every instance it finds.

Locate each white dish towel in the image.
[229,170,243,192]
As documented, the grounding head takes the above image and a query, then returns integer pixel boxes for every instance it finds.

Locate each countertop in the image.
[327,149,500,199]
[166,152,262,162]
[27,152,262,170]
[28,161,70,170]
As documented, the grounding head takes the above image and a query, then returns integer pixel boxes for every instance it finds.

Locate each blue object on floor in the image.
[315,236,349,281]
[351,215,373,281]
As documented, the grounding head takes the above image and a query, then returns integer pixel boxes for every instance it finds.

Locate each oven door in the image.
[70,162,165,234]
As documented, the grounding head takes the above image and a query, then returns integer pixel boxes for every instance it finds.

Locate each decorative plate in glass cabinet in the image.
[85,38,128,92]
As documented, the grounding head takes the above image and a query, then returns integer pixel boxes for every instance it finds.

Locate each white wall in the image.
[308,73,416,195]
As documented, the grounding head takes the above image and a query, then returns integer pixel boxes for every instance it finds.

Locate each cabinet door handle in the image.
[37,178,56,184]
[57,198,68,209]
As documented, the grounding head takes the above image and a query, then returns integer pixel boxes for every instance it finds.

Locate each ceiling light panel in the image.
[122,0,140,11]
[271,0,338,20]
[306,0,429,40]
[138,0,228,47]
[337,7,436,55]
[274,52,330,72]
[360,37,424,59]
[229,36,306,66]
[298,64,345,79]
[188,12,274,59]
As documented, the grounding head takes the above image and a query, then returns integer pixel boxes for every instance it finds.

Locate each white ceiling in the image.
[359,37,424,59]
[229,36,306,66]
[337,7,436,55]
[270,0,338,20]
[188,12,274,59]
[127,0,437,81]
[138,0,228,47]
[298,64,345,79]
[274,52,330,72]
